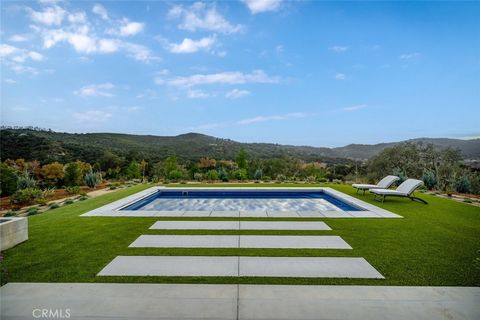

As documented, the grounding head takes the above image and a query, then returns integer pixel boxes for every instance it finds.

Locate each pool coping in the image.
[81,187,402,218]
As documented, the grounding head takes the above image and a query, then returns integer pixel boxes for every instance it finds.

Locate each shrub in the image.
[11,188,42,204]
[0,163,18,196]
[79,195,88,201]
[193,172,203,181]
[42,187,55,199]
[392,167,407,184]
[168,170,184,181]
[306,175,317,183]
[455,176,472,194]
[206,170,219,181]
[233,169,248,181]
[463,198,473,203]
[422,170,438,190]
[48,202,60,209]
[27,207,39,216]
[218,168,229,182]
[80,192,87,197]
[65,186,80,195]
[253,169,263,180]
[275,174,287,182]
[63,199,74,205]
[85,171,102,188]
[263,176,271,182]
[127,161,141,179]
[4,210,17,217]
[317,177,328,183]
[17,171,36,190]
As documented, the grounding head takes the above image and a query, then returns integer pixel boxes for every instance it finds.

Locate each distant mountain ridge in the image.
[1,128,479,164]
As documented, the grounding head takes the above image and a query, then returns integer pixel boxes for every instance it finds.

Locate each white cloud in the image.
[98,39,120,53]
[74,83,115,97]
[329,45,349,53]
[0,44,44,62]
[107,18,144,37]
[9,34,29,42]
[122,42,158,62]
[167,36,216,54]
[0,44,44,74]
[225,89,251,99]
[68,11,86,24]
[168,2,243,34]
[334,73,347,80]
[238,112,306,125]
[343,104,367,112]
[158,70,279,87]
[73,110,112,122]
[28,5,66,26]
[5,79,17,84]
[400,52,420,60]
[187,89,211,99]
[92,4,109,20]
[243,0,282,14]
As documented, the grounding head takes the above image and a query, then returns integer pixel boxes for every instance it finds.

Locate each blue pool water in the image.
[121,190,362,212]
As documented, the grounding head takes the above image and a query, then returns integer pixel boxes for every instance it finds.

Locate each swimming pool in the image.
[121,190,362,212]
[82,187,402,218]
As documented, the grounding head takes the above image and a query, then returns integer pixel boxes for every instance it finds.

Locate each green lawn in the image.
[2,183,479,286]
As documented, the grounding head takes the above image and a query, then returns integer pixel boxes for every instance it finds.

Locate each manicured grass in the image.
[2,183,479,286]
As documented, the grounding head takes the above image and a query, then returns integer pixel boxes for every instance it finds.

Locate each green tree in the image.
[127,161,141,179]
[64,162,82,186]
[0,163,18,196]
[236,148,247,170]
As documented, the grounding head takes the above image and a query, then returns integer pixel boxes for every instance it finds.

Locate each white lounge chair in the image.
[370,179,427,204]
[352,175,400,195]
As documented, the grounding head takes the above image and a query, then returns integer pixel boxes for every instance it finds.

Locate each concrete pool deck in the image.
[1,283,478,320]
[81,187,402,218]
[98,256,382,278]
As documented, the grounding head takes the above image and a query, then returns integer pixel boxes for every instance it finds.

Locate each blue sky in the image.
[1,1,479,147]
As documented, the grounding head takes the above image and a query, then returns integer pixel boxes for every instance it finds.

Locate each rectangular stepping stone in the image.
[149,221,331,231]
[129,235,350,249]
[98,256,239,277]
[150,221,239,230]
[239,236,351,249]
[98,256,383,278]
[129,235,239,248]
[239,257,384,278]
[239,221,331,230]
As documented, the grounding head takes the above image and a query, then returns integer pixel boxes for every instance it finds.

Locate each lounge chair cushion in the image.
[352,184,384,190]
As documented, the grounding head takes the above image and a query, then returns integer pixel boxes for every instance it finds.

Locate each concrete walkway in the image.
[1,283,478,320]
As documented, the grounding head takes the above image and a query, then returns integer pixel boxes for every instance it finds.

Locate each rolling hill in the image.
[1,127,479,164]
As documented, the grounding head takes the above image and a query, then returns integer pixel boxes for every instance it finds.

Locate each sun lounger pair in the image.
[353,176,427,204]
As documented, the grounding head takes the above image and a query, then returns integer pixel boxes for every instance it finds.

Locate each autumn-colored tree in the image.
[41,162,64,186]
[15,159,26,172]
[198,158,216,169]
